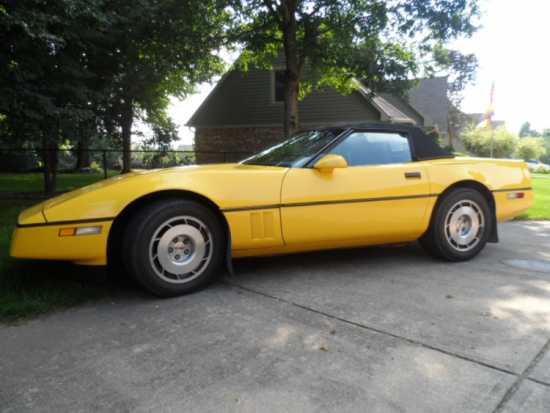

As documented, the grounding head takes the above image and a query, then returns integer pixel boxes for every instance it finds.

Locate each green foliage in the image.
[461,126,518,158]
[428,43,477,105]
[103,0,228,120]
[142,109,180,150]
[517,124,550,163]
[519,121,540,137]
[132,150,195,169]
[0,0,108,134]
[229,0,480,134]
[531,165,550,174]
[516,137,547,161]
[0,0,229,185]
[542,137,550,164]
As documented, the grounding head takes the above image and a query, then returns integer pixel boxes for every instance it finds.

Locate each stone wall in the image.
[194,127,285,164]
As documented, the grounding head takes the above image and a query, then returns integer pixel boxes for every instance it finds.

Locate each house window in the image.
[273,70,285,102]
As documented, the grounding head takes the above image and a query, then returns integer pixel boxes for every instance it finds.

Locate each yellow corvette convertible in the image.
[10,124,532,296]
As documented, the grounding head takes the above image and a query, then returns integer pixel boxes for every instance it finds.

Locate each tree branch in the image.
[262,0,277,15]
[298,2,322,18]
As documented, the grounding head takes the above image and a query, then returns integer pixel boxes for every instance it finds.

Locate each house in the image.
[187,68,458,163]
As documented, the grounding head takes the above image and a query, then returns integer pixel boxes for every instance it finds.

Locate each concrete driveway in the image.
[2,221,550,412]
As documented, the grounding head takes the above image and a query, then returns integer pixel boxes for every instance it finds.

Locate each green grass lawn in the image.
[516,173,550,220]
[0,201,112,322]
[0,171,118,193]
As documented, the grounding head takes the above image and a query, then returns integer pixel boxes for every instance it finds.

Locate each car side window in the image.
[329,131,412,166]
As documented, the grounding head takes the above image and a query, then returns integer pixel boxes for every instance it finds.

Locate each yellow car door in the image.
[281,130,433,246]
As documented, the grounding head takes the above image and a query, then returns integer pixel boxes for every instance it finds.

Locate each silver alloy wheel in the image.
[444,199,485,252]
[149,215,213,284]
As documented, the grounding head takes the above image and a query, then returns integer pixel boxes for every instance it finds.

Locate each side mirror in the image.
[313,154,348,172]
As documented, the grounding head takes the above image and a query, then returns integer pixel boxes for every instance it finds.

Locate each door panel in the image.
[281,164,432,245]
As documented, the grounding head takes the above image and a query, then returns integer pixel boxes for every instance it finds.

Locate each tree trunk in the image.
[281,0,301,138]
[283,76,299,138]
[75,129,90,170]
[121,99,133,173]
[447,113,455,150]
[42,128,58,195]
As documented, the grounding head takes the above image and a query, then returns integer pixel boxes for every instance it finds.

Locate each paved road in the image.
[2,222,550,412]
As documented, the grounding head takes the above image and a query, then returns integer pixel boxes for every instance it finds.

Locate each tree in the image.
[519,121,540,137]
[99,0,228,172]
[519,122,531,137]
[229,0,479,137]
[461,126,517,158]
[0,0,111,192]
[1,0,229,192]
[516,137,546,161]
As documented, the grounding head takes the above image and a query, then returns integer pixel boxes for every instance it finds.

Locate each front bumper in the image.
[10,220,112,266]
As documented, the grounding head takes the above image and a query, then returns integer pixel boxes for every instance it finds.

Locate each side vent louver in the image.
[250,211,275,240]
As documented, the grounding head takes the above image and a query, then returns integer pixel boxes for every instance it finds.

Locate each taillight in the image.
[507,192,525,200]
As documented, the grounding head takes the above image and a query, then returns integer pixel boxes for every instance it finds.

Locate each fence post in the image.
[103,150,108,179]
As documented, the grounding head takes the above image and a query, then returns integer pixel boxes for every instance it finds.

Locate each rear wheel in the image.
[123,199,225,297]
[420,188,492,261]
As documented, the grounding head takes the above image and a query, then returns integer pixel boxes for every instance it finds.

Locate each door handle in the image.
[404,171,421,179]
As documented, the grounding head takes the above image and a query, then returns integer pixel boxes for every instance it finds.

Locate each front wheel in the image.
[123,199,225,297]
[420,188,492,261]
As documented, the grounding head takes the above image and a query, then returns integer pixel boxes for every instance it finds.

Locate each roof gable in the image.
[187,69,382,128]
[406,77,449,132]
[187,69,449,131]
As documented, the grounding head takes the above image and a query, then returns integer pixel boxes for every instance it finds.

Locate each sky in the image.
[454,0,550,134]
[167,0,550,145]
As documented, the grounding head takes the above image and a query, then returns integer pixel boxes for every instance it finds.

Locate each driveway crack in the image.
[491,337,550,413]
[223,280,534,380]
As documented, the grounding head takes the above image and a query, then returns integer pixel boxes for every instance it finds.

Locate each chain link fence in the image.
[0,147,252,176]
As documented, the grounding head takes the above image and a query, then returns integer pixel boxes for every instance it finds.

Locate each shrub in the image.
[89,161,103,173]
[461,126,518,158]
[531,164,550,174]
[516,137,547,161]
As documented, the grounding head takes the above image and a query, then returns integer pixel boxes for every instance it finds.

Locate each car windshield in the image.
[241,129,343,168]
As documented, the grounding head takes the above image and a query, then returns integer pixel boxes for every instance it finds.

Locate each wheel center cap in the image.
[149,217,213,284]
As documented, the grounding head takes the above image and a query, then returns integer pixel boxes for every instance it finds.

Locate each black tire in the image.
[123,199,225,297]
[420,188,492,261]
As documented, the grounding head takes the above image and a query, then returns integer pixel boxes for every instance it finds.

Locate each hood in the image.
[17,170,152,226]
[18,163,287,225]
[42,164,268,211]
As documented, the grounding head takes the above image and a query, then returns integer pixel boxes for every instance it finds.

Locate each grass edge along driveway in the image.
[516,173,550,220]
[0,201,110,323]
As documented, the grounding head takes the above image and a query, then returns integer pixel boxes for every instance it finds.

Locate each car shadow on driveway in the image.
[231,242,429,280]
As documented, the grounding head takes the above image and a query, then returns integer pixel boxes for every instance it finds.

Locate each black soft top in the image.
[322,123,454,161]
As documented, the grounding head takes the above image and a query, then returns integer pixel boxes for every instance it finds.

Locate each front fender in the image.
[42,165,287,223]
